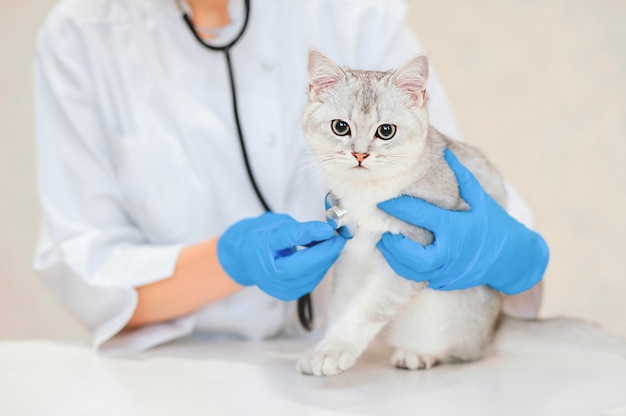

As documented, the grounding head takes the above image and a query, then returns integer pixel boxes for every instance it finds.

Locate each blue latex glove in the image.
[217,212,346,300]
[376,149,549,295]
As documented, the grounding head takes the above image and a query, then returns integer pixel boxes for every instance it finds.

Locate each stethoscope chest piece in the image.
[325,192,357,239]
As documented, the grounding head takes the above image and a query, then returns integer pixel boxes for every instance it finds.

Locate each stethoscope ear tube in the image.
[179,0,313,331]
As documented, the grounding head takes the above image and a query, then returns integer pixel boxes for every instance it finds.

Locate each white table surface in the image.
[1,317,626,416]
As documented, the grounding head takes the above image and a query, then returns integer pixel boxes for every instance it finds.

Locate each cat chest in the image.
[342,203,433,246]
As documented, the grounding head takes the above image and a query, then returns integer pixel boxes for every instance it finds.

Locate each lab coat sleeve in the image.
[33,13,196,352]
[348,0,543,317]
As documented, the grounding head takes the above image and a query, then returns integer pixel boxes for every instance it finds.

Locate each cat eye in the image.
[376,124,396,140]
[331,119,351,136]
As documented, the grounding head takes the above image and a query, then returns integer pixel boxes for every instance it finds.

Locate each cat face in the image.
[303,50,431,186]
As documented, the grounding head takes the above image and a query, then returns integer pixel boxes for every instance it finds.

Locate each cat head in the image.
[302,49,431,188]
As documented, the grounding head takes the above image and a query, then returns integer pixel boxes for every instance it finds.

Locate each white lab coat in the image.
[33,0,537,353]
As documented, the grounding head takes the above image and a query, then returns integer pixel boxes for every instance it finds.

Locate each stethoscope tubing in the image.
[178,0,313,331]
[181,1,269,212]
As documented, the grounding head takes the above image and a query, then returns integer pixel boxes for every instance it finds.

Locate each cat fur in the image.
[298,49,503,376]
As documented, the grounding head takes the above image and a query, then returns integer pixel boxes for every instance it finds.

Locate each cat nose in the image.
[351,152,370,163]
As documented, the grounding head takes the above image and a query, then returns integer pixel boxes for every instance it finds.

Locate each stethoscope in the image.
[174,0,325,331]
[325,193,357,240]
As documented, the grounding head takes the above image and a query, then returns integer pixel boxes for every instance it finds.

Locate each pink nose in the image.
[352,152,370,163]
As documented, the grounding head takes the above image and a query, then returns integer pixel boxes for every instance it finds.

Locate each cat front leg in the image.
[297,266,422,376]
[296,340,361,376]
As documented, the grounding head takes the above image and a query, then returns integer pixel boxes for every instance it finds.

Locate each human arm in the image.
[376,150,549,295]
[128,211,345,328]
[33,12,224,349]
[33,17,267,346]
[126,238,241,328]
[498,182,545,317]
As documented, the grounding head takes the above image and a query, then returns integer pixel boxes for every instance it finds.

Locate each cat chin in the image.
[345,166,405,181]
[327,169,374,184]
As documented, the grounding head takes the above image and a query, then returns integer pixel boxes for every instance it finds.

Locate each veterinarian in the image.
[33,0,548,353]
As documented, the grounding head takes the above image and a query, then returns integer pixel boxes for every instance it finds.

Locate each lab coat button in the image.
[267,135,277,146]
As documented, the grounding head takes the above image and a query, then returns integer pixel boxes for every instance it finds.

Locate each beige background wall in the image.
[0,0,624,342]
[1,0,89,341]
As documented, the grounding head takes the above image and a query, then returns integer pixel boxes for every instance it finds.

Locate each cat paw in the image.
[296,342,359,376]
[390,348,438,370]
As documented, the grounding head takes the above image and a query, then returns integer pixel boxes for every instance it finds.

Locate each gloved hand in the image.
[376,149,549,295]
[217,212,346,300]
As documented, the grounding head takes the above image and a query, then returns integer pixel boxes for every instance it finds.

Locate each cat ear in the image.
[307,49,345,101]
[391,55,429,106]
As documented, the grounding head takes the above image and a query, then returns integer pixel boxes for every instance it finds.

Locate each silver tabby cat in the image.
[298,49,504,376]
